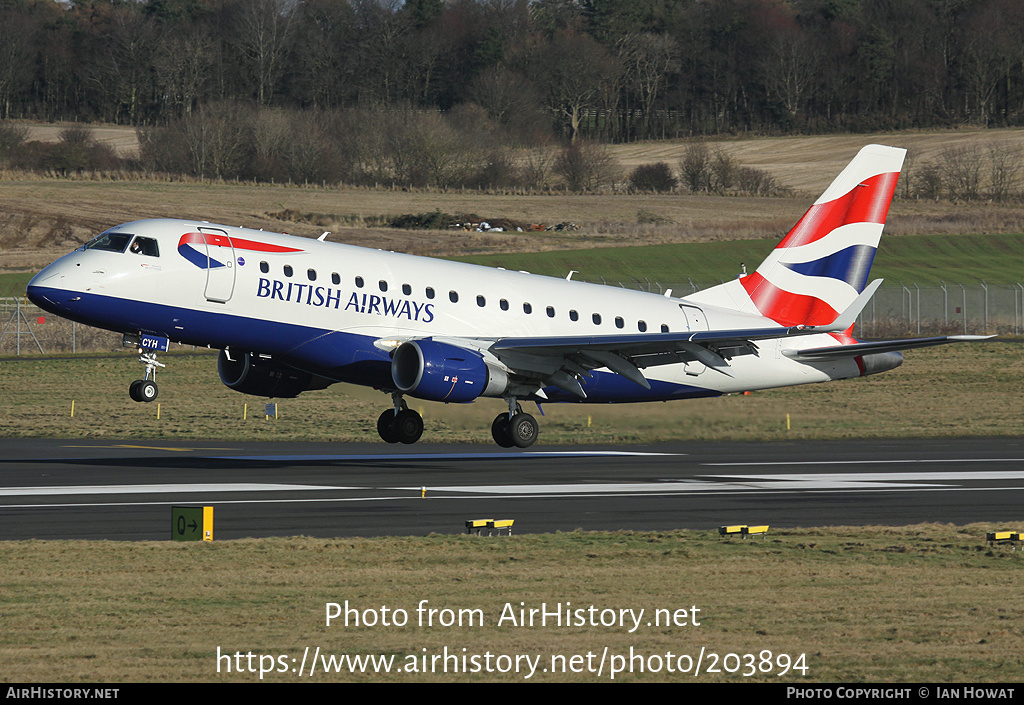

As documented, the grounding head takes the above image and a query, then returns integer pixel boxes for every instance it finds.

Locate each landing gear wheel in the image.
[491,413,514,448]
[392,409,424,445]
[508,413,538,448]
[138,380,158,402]
[377,409,400,443]
[129,379,157,402]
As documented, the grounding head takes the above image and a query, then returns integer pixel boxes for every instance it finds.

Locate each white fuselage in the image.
[28,219,863,403]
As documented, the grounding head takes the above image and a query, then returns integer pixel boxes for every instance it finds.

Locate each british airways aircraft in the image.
[27,145,984,447]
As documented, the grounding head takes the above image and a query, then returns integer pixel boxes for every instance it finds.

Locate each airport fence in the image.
[2,283,1023,355]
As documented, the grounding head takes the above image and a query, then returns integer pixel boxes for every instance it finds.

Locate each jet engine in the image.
[391,339,507,402]
[217,350,330,398]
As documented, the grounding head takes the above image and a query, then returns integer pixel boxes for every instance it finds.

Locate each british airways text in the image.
[256,278,435,322]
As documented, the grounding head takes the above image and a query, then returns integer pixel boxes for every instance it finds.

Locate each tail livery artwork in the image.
[28,145,986,447]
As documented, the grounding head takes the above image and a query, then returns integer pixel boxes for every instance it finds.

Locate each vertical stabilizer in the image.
[690,144,905,329]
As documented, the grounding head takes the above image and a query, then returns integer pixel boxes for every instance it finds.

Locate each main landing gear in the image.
[376,394,538,448]
[129,350,164,403]
[377,393,424,444]
[491,399,538,449]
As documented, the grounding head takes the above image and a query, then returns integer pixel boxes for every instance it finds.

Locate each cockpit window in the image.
[84,232,133,253]
[129,236,159,257]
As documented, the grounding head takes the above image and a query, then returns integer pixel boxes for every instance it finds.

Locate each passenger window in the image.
[129,237,159,257]
[546,306,555,318]
[449,291,459,303]
[355,277,364,288]
[615,316,624,329]
[523,303,532,314]
[402,284,412,295]
[331,273,340,285]
[661,324,669,333]
[283,265,293,277]
[500,299,509,311]
[426,287,435,299]
[307,269,316,281]
[569,310,578,321]
[477,295,486,307]
[260,262,269,274]
[638,320,647,332]
[592,313,602,325]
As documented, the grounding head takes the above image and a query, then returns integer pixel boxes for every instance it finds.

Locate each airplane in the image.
[27,144,987,448]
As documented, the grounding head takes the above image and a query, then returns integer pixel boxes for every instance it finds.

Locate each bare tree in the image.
[680,142,711,192]
[762,28,818,126]
[88,9,156,123]
[617,33,680,139]
[554,140,619,191]
[230,0,297,105]
[0,10,36,119]
[154,25,214,117]
[987,141,1022,202]
[940,146,983,201]
[531,31,620,142]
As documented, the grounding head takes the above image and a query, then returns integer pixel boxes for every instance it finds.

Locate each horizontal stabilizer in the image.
[784,335,993,361]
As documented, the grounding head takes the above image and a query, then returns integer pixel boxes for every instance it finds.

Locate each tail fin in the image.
[693,144,905,329]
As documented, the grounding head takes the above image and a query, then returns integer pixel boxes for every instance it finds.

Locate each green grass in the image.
[0,340,1021,443]
[0,271,34,297]
[455,233,1024,288]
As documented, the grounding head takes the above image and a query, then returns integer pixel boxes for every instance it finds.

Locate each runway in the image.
[1,437,1024,540]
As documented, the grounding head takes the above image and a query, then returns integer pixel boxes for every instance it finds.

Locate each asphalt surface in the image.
[1,437,1023,540]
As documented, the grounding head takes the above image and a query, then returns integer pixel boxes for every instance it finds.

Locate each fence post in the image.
[959,284,967,334]
[981,281,989,334]
[914,283,921,335]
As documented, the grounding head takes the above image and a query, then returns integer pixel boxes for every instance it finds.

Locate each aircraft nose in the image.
[26,265,68,313]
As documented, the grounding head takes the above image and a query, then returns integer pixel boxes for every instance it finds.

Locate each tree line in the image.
[1,0,1023,142]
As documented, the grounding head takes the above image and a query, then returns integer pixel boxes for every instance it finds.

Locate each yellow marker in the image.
[70,400,75,418]
[421,486,426,498]
[203,506,214,541]
[243,403,247,420]
[587,416,592,427]
[786,413,791,431]
[157,403,161,420]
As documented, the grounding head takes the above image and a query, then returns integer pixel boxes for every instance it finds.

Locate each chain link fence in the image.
[2,283,1022,356]
[0,298,121,355]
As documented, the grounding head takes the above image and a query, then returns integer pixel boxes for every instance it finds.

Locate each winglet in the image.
[804,279,882,333]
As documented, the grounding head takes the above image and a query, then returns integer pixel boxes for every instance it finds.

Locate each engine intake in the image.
[218,350,329,398]
[392,339,507,402]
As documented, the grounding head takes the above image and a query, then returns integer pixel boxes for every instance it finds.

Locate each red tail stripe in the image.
[776,171,899,250]
[740,272,839,327]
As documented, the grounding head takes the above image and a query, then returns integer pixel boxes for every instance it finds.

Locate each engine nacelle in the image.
[392,339,507,402]
[218,350,329,398]
[860,351,904,376]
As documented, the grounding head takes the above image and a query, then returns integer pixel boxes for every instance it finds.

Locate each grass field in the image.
[457,232,1024,289]
[5,128,1024,276]
[0,340,1020,444]
[2,525,1023,682]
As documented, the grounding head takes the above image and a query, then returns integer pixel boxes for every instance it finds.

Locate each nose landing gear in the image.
[129,350,165,403]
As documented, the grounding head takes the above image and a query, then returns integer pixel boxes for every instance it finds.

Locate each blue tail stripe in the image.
[781,244,876,291]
